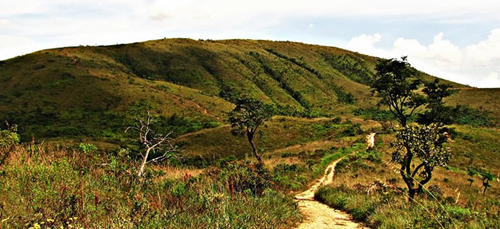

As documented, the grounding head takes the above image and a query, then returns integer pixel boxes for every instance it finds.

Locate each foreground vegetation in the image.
[1,122,498,228]
[315,138,500,228]
[0,143,304,228]
[0,39,498,228]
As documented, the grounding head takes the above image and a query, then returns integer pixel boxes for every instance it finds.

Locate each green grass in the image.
[315,139,500,229]
[0,38,478,143]
[316,185,500,228]
[175,116,363,166]
[0,143,302,228]
[447,88,500,122]
[448,126,500,174]
[0,38,498,228]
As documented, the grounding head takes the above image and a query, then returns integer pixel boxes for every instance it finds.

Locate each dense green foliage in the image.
[371,58,458,201]
[371,56,426,127]
[417,79,458,127]
[391,124,452,199]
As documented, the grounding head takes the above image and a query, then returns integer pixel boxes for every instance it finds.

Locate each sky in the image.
[1,0,499,88]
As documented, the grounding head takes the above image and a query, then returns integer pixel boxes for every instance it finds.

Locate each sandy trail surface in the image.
[295,158,368,229]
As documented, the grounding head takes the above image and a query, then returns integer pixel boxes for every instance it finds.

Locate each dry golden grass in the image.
[149,164,203,181]
[330,134,500,205]
[262,156,305,169]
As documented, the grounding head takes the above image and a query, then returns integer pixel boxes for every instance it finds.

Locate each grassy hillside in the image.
[447,88,500,121]
[0,38,474,142]
[1,38,499,229]
[314,128,500,228]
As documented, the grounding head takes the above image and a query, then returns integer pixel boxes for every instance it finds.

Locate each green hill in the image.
[1,38,499,228]
[0,38,493,143]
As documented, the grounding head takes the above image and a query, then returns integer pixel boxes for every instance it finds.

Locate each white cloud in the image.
[398,29,500,87]
[428,33,463,64]
[0,34,38,58]
[394,33,462,64]
[347,29,500,87]
[346,33,387,57]
[465,28,500,64]
[0,19,11,26]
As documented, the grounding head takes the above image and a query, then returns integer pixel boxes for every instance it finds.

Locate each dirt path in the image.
[295,158,367,229]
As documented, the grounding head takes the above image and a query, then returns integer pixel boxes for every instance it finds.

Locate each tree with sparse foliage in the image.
[229,97,273,164]
[371,57,457,201]
[391,124,451,200]
[126,112,177,177]
[479,170,494,194]
[467,168,478,186]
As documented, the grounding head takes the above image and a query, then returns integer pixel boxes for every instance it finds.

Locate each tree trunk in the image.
[247,131,262,164]
[409,188,417,202]
[138,147,151,177]
[483,180,490,194]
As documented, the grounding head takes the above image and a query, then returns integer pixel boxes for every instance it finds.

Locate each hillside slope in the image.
[0,38,486,141]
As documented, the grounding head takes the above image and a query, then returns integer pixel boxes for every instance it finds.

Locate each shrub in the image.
[341,123,363,137]
[452,105,495,127]
[331,117,342,124]
[0,123,20,148]
[78,143,98,154]
[446,206,473,221]
[281,152,294,158]
[219,162,271,196]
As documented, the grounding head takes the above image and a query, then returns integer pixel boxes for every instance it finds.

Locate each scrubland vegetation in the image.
[0,124,362,228]
[316,136,500,228]
[0,143,304,228]
[0,39,499,228]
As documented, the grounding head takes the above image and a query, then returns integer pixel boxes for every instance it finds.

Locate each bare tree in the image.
[126,112,177,177]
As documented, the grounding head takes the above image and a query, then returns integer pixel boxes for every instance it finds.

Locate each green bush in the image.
[78,143,98,154]
[353,108,393,121]
[341,123,363,137]
[219,162,271,196]
[447,206,472,221]
[0,123,20,148]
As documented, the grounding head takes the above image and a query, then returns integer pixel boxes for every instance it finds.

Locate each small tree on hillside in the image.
[417,79,458,127]
[467,168,478,186]
[229,97,273,164]
[479,170,495,194]
[391,124,451,200]
[126,112,177,177]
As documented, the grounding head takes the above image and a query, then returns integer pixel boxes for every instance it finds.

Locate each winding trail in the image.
[295,158,367,229]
